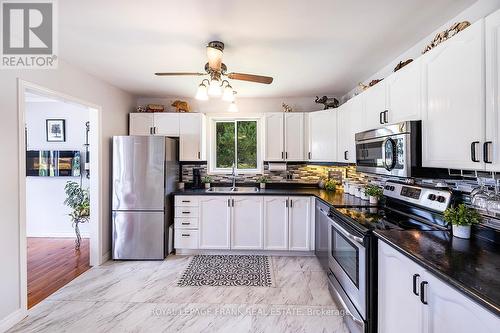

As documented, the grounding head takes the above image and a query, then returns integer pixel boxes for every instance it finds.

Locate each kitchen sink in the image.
[206,187,259,193]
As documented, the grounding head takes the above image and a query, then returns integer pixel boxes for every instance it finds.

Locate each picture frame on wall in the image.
[46,119,66,142]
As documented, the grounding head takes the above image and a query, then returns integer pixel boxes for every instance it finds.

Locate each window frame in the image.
[208,116,263,174]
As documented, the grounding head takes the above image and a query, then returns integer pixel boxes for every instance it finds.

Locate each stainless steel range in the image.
[322,180,452,333]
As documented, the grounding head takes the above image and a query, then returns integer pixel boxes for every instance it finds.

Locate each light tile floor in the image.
[9,256,349,333]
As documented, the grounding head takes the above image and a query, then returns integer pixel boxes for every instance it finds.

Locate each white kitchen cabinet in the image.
[129,113,154,135]
[362,80,387,131]
[154,113,180,136]
[264,113,285,160]
[288,197,311,251]
[284,113,305,160]
[337,96,363,163]
[421,20,485,170]
[386,58,422,124]
[263,196,289,250]
[308,110,337,161]
[485,9,500,171]
[180,113,206,161]
[378,241,424,333]
[198,196,231,249]
[231,196,264,250]
[378,241,499,333]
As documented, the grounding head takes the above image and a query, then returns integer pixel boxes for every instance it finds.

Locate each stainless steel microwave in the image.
[355,121,421,178]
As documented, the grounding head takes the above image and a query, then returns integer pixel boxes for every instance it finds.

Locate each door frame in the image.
[17,79,103,311]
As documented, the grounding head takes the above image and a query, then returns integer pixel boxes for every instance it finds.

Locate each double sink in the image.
[206,186,259,193]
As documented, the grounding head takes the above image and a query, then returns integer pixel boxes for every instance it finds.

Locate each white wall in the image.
[137,96,326,113]
[0,60,135,329]
[342,0,500,101]
[25,100,90,238]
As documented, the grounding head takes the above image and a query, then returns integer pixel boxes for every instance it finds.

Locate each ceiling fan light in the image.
[206,46,223,71]
[195,82,208,101]
[208,79,222,97]
[222,85,234,102]
[228,101,238,113]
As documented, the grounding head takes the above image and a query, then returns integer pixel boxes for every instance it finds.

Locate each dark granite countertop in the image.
[375,229,500,316]
[174,187,376,208]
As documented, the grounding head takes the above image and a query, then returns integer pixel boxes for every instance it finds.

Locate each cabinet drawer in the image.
[174,230,198,249]
[175,217,199,229]
[175,206,198,218]
[175,196,199,207]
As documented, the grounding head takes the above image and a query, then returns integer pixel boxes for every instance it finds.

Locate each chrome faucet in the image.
[231,163,237,188]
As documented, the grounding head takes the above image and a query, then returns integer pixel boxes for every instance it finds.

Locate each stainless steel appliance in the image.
[112,136,178,260]
[355,121,421,177]
[325,180,452,333]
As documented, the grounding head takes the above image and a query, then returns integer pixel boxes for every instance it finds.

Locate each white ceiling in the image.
[59,0,475,98]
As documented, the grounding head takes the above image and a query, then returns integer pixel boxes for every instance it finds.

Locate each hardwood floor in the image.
[27,237,90,309]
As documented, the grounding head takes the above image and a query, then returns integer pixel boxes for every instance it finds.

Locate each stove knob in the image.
[390,186,395,191]
[428,194,437,201]
[437,196,446,203]
[385,185,391,190]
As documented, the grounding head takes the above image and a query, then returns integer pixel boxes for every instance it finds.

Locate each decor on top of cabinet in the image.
[64,181,90,250]
[282,102,293,113]
[358,79,383,91]
[365,184,383,205]
[256,176,269,189]
[172,100,191,113]
[422,21,471,54]
[136,105,147,113]
[444,203,481,239]
[314,96,339,110]
[146,104,165,112]
[202,176,213,189]
[393,59,413,72]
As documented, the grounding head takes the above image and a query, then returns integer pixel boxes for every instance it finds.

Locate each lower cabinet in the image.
[231,196,264,249]
[263,196,289,250]
[288,197,311,251]
[378,241,499,333]
[199,196,231,249]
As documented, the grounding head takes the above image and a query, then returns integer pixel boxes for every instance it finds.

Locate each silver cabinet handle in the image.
[181,233,190,237]
[181,222,190,225]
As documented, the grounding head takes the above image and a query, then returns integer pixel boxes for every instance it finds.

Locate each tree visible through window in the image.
[215,120,257,170]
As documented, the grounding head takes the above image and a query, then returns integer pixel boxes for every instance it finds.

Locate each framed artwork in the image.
[46,119,66,142]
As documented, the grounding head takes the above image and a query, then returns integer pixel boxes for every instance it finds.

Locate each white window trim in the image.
[208,115,263,174]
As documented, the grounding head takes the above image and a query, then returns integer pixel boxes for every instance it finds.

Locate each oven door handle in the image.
[327,272,365,328]
[330,219,364,246]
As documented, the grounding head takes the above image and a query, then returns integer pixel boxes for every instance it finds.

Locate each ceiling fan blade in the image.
[227,72,273,84]
[155,72,206,76]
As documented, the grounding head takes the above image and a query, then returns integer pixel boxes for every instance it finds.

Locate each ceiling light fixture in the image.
[195,79,210,100]
[221,80,234,102]
[208,78,222,97]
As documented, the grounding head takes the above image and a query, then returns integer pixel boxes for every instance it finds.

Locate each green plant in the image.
[365,184,383,198]
[64,181,90,250]
[256,176,269,184]
[202,176,213,184]
[324,179,338,192]
[444,204,482,226]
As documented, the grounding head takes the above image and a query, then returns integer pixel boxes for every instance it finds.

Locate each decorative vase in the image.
[178,182,185,190]
[260,183,266,189]
[318,180,325,189]
[369,196,378,205]
[452,225,471,239]
[205,183,211,189]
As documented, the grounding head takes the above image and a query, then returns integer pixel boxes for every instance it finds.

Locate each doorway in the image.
[18,81,102,309]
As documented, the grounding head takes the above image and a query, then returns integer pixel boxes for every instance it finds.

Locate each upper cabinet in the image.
[363,80,387,130]
[154,113,179,136]
[129,113,154,135]
[179,113,206,161]
[421,20,485,170]
[308,109,337,161]
[264,112,305,161]
[338,96,363,163]
[486,9,500,171]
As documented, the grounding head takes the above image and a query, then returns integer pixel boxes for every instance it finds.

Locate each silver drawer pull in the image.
[182,211,191,214]
[181,200,190,203]
[181,234,190,237]
[181,222,190,225]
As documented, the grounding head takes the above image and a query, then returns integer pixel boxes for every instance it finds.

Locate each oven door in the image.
[355,133,409,177]
[328,217,366,319]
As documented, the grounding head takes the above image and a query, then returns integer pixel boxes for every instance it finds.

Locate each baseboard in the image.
[174,249,315,256]
[0,308,27,333]
[27,232,90,238]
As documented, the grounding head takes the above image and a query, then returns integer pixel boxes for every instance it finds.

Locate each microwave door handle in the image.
[331,220,364,246]
[382,138,397,171]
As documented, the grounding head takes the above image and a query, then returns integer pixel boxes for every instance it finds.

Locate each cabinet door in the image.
[180,113,205,161]
[129,113,154,135]
[378,241,424,333]
[263,196,289,250]
[386,58,422,124]
[154,113,179,136]
[421,20,485,170]
[423,270,500,333]
[199,196,230,249]
[338,96,363,163]
[486,9,500,171]
[288,197,311,251]
[265,113,284,160]
[231,196,264,250]
[309,110,337,161]
[363,80,387,130]
[285,113,305,160]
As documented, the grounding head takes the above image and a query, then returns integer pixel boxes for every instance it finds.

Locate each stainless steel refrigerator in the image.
[112,136,178,260]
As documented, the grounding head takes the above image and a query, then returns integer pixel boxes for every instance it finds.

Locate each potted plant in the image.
[64,181,90,250]
[444,204,481,239]
[202,176,213,189]
[365,184,383,205]
[257,176,269,189]
[324,179,338,192]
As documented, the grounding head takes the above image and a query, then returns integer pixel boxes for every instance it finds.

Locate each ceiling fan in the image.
[155,41,273,103]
